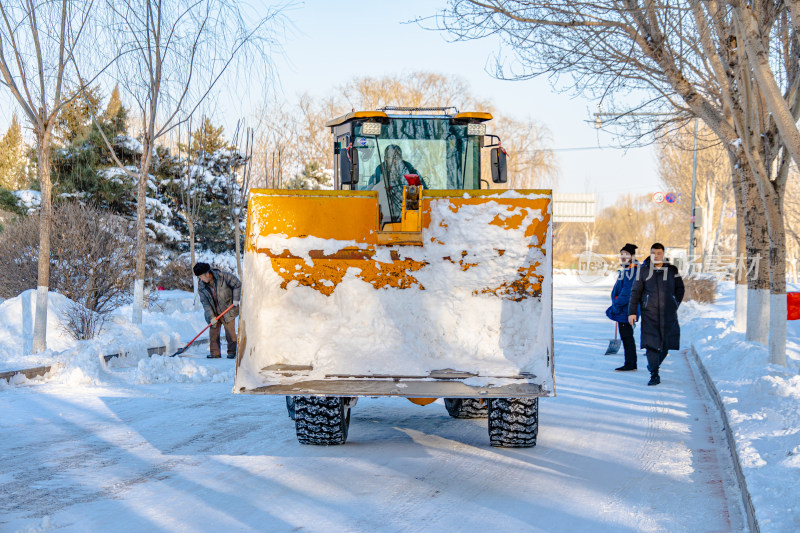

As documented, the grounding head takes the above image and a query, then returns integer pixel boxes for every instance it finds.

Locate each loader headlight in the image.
[467,123,486,136]
[361,122,382,135]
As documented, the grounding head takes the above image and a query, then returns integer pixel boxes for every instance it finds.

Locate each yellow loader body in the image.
[234,188,553,399]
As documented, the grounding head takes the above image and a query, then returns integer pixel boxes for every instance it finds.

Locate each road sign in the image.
[653,192,665,203]
[665,192,677,203]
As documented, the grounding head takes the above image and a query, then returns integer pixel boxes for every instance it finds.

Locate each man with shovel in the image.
[606,243,640,371]
[193,262,241,359]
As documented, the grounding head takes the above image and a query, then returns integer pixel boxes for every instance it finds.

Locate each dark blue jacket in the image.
[606,263,640,323]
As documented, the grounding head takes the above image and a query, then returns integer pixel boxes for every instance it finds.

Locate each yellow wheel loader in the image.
[234,107,553,447]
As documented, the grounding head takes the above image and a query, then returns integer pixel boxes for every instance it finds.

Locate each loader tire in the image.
[487,397,538,448]
[444,398,488,419]
[294,396,351,445]
[285,396,296,420]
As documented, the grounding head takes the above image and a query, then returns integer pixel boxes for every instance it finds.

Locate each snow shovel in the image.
[170,303,236,357]
[605,323,622,355]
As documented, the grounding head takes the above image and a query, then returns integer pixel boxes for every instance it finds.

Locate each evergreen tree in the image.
[99,84,128,137]
[286,161,333,190]
[51,86,136,214]
[55,86,103,143]
[189,118,228,155]
[0,114,28,190]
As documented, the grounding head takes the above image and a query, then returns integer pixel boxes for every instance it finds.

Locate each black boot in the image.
[647,373,660,386]
[646,350,660,374]
[227,353,236,359]
[207,354,221,359]
[615,365,637,371]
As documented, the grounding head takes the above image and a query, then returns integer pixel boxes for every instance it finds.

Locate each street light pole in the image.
[688,117,699,274]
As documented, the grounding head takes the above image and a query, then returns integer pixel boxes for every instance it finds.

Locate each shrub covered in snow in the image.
[285,161,333,190]
[0,202,138,338]
[160,147,249,253]
[12,189,41,215]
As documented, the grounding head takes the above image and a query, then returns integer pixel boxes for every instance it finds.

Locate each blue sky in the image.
[267,1,662,207]
[0,0,664,207]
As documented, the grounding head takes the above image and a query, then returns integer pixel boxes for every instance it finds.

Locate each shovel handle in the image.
[614,322,618,340]
[171,303,236,356]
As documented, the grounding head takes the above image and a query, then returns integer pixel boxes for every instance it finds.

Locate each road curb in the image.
[1,339,210,384]
[688,344,760,533]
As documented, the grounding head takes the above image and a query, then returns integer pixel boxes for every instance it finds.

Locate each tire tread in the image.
[294,396,350,445]
[488,398,538,448]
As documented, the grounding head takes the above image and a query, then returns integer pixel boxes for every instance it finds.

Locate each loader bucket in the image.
[234,188,553,398]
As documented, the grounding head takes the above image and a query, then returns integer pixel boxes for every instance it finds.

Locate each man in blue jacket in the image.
[606,243,640,371]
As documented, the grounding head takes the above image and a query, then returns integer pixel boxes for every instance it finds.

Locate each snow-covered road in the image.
[1,278,747,532]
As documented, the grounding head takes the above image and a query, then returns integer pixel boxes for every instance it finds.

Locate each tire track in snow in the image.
[680,349,742,532]
[599,350,746,532]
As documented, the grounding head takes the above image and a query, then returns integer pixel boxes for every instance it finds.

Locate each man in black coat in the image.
[193,262,241,359]
[628,243,685,386]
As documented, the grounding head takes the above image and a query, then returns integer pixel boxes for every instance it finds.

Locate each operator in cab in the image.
[367,144,428,220]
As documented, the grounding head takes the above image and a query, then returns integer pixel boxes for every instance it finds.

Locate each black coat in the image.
[628,260,685,352]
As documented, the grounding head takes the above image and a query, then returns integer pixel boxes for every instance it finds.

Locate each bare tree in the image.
[217,119,252,277]
[657,124,735,273]
[104,0,285,324]
[730,1,800,170]
[276,72,557,190]
[438,0,797,364]
[593,193,685,257]
[0,0,97,353]
[230,126,253,277]
[176,118,202,307]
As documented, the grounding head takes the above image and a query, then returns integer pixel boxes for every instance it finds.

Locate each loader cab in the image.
[327,107,505,223]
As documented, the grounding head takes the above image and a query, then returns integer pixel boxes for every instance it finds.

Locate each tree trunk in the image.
[765,193,787,365]
[738,126,788,363]
[701,181,715,272]
[735,4,800,172]
[32,127,53,354]
[730,154,747,333]
[189,218,199,310]
[740,160,770,344]
[735,205,747,332]
[132,137,153,324]
[710,193,728,267]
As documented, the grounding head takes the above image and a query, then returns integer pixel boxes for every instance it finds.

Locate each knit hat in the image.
[620,243,637,256]
[193,262,211,276]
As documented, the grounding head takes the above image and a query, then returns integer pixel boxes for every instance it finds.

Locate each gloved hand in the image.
[210,316,218,327]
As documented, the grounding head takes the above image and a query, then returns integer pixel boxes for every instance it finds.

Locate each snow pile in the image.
[13,514,58,533]
[0,289,208,376]
[680,284,800,530]
[0,290,79,367]
[114,134,144,154]
[51,345,108,386]
[135,355,234,384]
[237,192,552,391]
[98,166,137,184]
[190,249,239,273]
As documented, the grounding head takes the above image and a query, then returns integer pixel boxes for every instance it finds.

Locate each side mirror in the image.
[490,147,507,184]
[340,142,358,185]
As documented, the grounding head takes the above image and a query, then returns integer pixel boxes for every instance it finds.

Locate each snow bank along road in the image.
[1,277,747,532]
